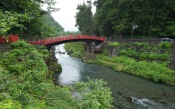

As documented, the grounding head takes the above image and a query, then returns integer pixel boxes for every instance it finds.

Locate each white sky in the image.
[51,0,96,32]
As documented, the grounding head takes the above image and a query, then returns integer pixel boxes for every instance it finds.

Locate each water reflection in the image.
[55,44,82,85]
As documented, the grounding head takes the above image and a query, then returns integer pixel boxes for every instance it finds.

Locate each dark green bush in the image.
[119,42,172,65]
[0,40,113,108]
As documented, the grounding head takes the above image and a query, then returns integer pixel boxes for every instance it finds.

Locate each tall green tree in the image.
[93,0,115,36]
[75,1,93,35]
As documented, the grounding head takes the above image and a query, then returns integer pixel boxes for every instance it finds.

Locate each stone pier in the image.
[86,42,95,54]
[50,46,57,61]
[108,46,119,57]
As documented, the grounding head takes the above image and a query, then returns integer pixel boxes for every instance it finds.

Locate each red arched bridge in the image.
[28,35,106,50]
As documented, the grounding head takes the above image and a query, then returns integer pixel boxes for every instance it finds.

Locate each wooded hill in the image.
[75,0,175,38]
[0,0,64,40]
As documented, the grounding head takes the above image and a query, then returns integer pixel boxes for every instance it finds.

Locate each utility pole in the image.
[131,22,138,39]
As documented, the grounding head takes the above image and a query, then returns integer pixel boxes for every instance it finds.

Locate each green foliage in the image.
[10,40,35,50]
[93,0,175,38]
[0,11,29,37]
[0,40,113,108]
[108,42,120,47]
[35,46,51,60]
[75,3,93,35]
[0,99,22,109]
[73,79,113,109]
[158,41,172,52]
[43,14,64,37]
[26,14,65,39]
[64,31,81,35]
[0,0,64,39]
[0,41,47,75]
[94,55,175,84]
[118,42,172,65]
[64,42,86,58]
[0,65,9,84]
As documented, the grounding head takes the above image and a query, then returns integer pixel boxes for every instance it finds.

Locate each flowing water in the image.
[54,44,175,109]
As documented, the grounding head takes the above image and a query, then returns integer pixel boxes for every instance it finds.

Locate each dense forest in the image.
[0,0,64,40]
[75,0,175,38]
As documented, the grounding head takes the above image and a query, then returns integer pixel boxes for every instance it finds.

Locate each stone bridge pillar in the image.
[107,42,120,57]
[108,46,118,57]
[86,42,95,54]
[50,46,57,61]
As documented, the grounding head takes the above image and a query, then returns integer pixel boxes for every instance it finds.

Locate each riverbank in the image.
[64,42,175,85]
[0,41,113,109]
[90,55,175,85]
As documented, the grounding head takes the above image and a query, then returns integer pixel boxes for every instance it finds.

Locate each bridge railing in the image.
[28,35,106,45]
[0,34,19,43]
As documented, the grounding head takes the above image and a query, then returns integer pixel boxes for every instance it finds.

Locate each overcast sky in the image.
[51,0,95,32]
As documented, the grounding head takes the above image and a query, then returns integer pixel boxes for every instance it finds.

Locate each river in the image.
[54,44,175,109]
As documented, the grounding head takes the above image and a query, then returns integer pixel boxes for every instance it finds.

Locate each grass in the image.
[91,55,175,85]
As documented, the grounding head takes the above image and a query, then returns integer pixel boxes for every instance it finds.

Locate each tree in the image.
[0,11,29,37]
[0,0,63,39]
[75,2,93,35]
[93,0,175,38]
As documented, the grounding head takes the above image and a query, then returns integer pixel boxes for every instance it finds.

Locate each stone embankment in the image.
[0,43,10,51]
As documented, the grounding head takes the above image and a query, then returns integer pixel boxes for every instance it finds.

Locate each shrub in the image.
[108,42,120,47]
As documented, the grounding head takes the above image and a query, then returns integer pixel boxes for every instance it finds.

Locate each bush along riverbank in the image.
[64,42,86,58]
[93,55,175,84]
[64,42,175,85]
[97,41,175,85]
[0,40,113,109]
